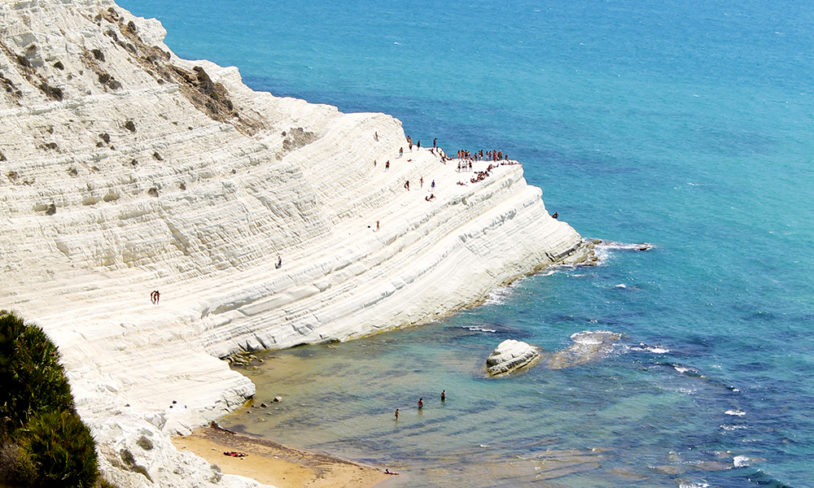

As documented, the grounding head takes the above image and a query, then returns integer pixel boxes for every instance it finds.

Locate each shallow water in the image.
[119,1,814,485]
[221,264,776,487]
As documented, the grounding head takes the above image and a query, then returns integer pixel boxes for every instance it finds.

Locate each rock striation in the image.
[486,339,541,376]
[0,1,592,486]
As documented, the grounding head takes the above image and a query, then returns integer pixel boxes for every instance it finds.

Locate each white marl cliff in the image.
[0,1,593,486]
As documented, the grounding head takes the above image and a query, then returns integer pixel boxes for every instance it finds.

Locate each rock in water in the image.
[486,339,541,376]
[545,331,622,370]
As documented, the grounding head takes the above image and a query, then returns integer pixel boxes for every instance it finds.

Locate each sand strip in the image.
[172,425,391,488]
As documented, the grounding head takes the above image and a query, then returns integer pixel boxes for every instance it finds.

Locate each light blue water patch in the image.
[119,0,814,485]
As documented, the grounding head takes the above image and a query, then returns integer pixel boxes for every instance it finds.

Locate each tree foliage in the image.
[0,311,99,487]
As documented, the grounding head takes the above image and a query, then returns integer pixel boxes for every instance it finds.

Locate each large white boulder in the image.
[486,339,541,376]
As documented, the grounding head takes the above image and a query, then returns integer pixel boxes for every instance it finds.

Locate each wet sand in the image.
[172,425,392,488]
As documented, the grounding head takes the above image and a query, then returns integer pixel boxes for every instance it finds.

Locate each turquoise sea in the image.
[119,1,814,486]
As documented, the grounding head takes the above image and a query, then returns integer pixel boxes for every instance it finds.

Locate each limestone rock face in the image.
[0,1,591,486]
[486,339,541,376]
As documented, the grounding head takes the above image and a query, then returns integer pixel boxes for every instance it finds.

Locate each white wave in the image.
[594,240,654,252]
[630,343,670,354]
[589,240,654,265]
[461,325,497,333]
[725,409,746,417]
[679,483,709,488]
[483,283,516,305]
[674,365,691,374]
[614,283,627,289]
[720,424,748,431]
[593,245,612,263]
[733,455,750,467]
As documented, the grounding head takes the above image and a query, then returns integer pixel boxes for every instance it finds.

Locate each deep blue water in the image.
[119,1,814,486]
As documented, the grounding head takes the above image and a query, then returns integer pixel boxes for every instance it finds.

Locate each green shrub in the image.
[23,409,98,487]
[0,313,73,429]
[0,312,99,487]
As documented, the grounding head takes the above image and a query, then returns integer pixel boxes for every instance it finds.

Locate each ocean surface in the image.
[119,1,814,486]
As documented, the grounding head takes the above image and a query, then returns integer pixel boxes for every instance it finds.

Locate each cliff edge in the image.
[0,1,592,486]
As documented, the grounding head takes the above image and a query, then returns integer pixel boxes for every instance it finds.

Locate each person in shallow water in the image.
[394,408,399,419]
[441,390,446,402]
[417,398,424,409]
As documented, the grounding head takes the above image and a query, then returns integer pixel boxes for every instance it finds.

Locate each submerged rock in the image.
[544,331,622,370]
[486,339,541,376]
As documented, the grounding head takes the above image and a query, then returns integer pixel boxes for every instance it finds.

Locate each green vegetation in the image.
[0,311,99,487]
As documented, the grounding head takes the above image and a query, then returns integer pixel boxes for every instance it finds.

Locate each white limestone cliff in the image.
[0,1,593,486]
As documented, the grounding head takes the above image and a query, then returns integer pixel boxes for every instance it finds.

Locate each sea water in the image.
[119,1,814,486]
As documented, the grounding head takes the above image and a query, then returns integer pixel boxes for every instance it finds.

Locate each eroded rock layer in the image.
[0,1,591,486]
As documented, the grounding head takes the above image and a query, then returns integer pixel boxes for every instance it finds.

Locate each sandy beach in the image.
[172,425,391,488]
